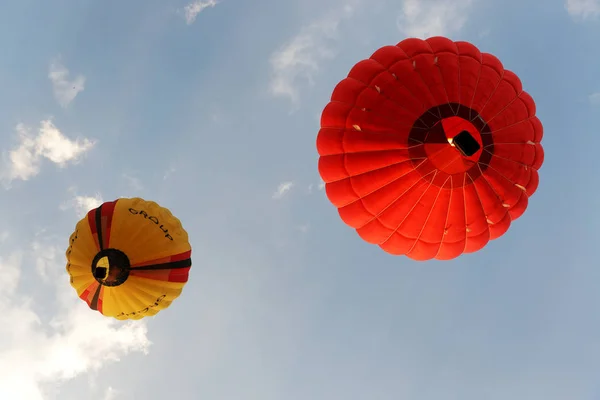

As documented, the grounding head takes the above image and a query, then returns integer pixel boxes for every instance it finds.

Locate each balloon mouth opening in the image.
[91,248,131,287]
[448,130,481,157]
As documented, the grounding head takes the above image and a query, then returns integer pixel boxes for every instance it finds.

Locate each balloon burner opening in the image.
[91,249,131,287]
[451,130,480,157]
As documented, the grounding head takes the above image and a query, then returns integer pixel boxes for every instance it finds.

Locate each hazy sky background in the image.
[1,0,600,399]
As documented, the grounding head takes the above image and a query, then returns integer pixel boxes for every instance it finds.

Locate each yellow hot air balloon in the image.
[65,197,192,320]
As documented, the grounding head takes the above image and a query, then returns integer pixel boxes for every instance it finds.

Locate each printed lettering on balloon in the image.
[116,294,167,318]
[128,208,174,240]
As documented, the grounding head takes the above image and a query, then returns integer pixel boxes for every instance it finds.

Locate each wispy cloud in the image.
[0,247,150,400]
[182,0,218,25]
[272,181,294,199]
[163,165,177,180]
[396,0,474,38]
[307,181,325,194]
[2,120,95,183]
[589,92,600,105]
[103,386,119,400]
[60,192,103,217]
[48,56,85,108]
[122,173,144,191]
[297,223,310,233]
[269,4,355,106]
[565,0,600,18]
[32,240,63,282]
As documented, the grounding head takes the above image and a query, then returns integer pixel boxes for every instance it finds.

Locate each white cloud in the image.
[0,247,150,400]
[122,173,143,191]
[566,0,600,18]
[308,181,325,194]
[60,192,103,218]
[6,122,94,182]
[182,0,218,25]
[396,0,474,38]
[589,92,600,105]
[163,165,177,180]
[2,120,95,183]
[269,4,355,106]
[103,386,118,400]
[32,240,63,282]
[272,181,294,199]
[297,223,310,233]
[48,57,85,108]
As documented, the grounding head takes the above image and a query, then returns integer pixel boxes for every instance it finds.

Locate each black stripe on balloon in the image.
[95,205,104,250]
[132,258,192,271]
[90,284,102,310]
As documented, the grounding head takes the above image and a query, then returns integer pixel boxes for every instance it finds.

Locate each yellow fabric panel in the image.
[66,216,98,295]
[108,198,191,266]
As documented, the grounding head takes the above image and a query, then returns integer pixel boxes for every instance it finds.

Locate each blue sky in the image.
[1,0,600,399]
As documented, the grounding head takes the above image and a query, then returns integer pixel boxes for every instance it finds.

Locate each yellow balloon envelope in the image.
[66,197,192,320]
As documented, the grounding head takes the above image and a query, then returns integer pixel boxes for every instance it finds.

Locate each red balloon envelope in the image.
[317,36,544,260]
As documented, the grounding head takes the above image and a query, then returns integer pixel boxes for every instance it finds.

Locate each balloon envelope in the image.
[66,197,192,319]
[317,36,544,260]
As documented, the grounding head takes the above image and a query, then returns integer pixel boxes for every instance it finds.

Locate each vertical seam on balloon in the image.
[406,173,449,258]
[433,175,454,259]
[379,169,437,247]
[341,77,419,120]
[326,82,372,204]
[469,171,502,244]
[482,150,532,169]
[344,72,423,117]
[340,105,366,214]
[368,55,436,122]
[471,165,503,227]
[471,61,505,122]
[117,283,149,314]
[459,173,469,255]
[483,92,525,126]
[353,159,429,229]
[468,174,492,250]
[484,116,536,135]
[321,153,421,185]
[401,40,441,119]
[330,90,421,135]
[115,287,132,318]
[340,75,427,126]
[478,162,527,216]
[469,61,483,114]
[479,74,526,126]
[336,69,423,217]
[424,39,452,109]
[394,41,440,120]
[335,158,426,208]
[467,53,484,116]
[454,41,461,116]
[478,155,520,187]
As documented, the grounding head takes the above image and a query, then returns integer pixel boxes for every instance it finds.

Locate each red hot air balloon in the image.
[317,36,544,260]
